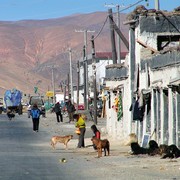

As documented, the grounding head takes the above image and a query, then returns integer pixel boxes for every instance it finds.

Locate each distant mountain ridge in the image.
[0,12,129,96]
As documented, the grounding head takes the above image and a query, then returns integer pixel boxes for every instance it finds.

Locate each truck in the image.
[0,97,4,114]
[4,88,23,116]
[28,95,45,118]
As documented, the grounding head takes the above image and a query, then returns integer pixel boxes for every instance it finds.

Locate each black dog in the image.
[7,112,15,120]
[148,140,159,156]
[161,144,180,159]
[131,140,160,155]
[130,142,149,155]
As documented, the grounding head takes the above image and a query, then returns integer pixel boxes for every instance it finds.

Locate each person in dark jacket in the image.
[91,124,101,150]
[54,102,63,123]
[30,104,41,132]
[67,100,76,123]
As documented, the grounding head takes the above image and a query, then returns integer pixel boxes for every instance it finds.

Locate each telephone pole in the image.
[155,0,160,10]
[105,4,124,64]
[51,67,55,104]
[108,8,117,64]
[91,35,97,125]
[46,65,59,104]
[75,29,95,110]
[76,60,80,110]
[69,48,74,104]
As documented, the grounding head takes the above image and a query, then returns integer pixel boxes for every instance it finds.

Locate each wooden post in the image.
[108,8,117,64]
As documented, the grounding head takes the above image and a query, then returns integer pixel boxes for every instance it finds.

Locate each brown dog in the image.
[51,135,73,150]
[91,137,110,158]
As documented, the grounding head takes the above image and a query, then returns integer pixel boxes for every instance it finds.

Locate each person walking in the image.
[30,104,41,132]
[54,102,63,123]
[67,100,76,123]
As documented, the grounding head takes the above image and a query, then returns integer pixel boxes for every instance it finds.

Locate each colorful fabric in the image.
[117,95,123,121]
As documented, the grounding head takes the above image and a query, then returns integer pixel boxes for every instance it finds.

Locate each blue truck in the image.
[4,88,23,116]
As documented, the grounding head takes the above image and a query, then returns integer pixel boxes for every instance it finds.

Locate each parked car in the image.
[77,104,85,110]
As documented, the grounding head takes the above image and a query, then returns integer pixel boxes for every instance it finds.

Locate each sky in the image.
[0,0,179,21]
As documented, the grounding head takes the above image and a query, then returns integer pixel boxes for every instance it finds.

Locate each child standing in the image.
[91,124,101,150]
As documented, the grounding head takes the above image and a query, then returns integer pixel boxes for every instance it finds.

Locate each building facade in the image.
[105,6,180,146]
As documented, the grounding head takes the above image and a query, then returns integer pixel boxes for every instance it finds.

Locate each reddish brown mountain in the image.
[0,12,129,96]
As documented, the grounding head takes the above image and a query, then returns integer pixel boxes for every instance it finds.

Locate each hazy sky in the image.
[0,0,179,21]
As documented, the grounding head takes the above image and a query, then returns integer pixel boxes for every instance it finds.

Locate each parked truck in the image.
[4,88,23,116]
[0,97,4,114]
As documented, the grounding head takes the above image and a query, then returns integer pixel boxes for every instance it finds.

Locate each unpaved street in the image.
[0,112,179,180]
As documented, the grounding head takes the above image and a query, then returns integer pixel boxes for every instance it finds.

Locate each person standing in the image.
[67,100,76,123]
[91,124,101,150]
[30,104,41,132]
[74,113,86,148]
[54,102,63,123]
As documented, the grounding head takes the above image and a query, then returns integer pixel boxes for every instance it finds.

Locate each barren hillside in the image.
[0,12,129,96]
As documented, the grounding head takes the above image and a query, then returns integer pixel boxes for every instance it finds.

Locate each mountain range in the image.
[0,12,129,96]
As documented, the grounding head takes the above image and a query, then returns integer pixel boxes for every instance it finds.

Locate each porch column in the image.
[175,93,180,147]
[160,88,165,144]
[151,89,156,140]
[168,88,174,144]
[128,25,136,134]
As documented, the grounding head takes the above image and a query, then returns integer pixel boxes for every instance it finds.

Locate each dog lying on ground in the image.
[131,140,180,159]
[158,144,169,155]
[51,135,73,150]
[131,140,159,155]
[148,140,159,156]
[91,137,110,158]
[161,144,180,159]
[130,142,149,155]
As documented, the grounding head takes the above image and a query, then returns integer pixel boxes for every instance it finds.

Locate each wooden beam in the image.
[136,39,159,53]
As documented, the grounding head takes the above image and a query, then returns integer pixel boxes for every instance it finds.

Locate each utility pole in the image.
[108,8,117,64]
[51,67,55,104]
[116,5,121,64]
[46,65,59,104]
[77,60,80,110]
[69,48,74,104]
[91,35,97,125]
[155,0,160,10]
[67,73,70,100]
[105,4,123,64]
[83,45,87,110]
[75,29,95,110]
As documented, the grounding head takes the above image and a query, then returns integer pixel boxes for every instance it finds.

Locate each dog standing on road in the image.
[91,137,110,158]
[51,135,73,150]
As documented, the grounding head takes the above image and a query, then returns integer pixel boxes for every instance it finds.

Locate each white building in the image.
[105,6,180,147]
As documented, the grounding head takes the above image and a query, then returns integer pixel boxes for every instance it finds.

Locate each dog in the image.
[161,144,180,159]
[148,140,159,156]
[7,112,15,120]
[158,144,169,155]
[130,142,149,155]
[91,137,110,158]
[51,135,73,150]
[124,133,138,146]
[130,140,158,155]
